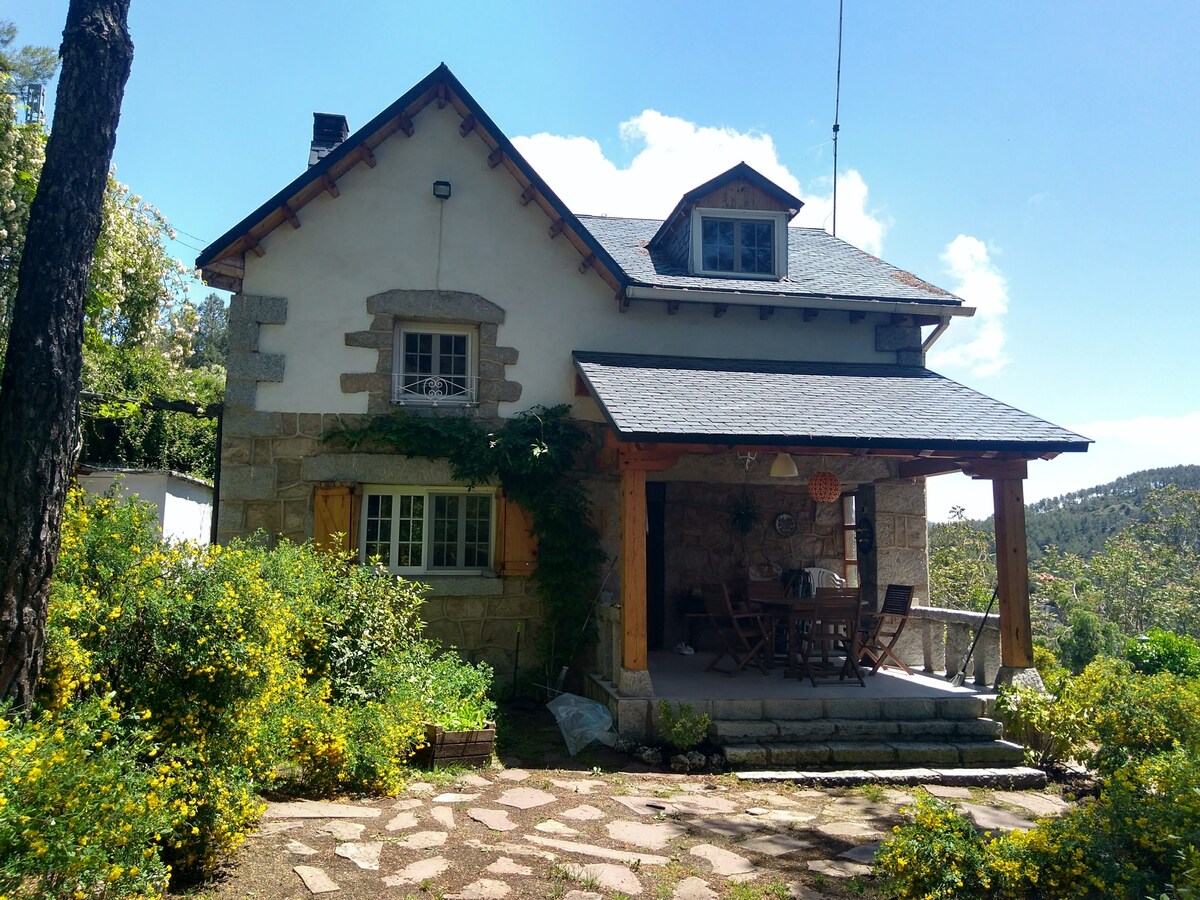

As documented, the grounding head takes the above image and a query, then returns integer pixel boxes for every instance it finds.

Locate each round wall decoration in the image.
[774,512,797,536]
[808,471,842,503]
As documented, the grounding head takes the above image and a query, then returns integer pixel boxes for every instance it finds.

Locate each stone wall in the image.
[857,479,929,610]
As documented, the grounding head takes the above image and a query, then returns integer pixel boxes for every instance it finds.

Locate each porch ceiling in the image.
[573,351,1091,457]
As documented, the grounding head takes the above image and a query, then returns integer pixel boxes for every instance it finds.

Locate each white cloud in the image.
[927,235,1010,377]
[926,410,1200,521]
[513,110,887,256]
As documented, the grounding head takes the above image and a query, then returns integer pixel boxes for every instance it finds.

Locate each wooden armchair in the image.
[859,584,916,675]
[685,583,773,676]
[797,586,865,687]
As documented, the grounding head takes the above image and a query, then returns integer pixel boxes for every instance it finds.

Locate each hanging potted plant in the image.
[729,492,758,535]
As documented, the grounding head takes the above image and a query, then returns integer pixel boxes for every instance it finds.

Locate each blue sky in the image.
[10,1,1199,518]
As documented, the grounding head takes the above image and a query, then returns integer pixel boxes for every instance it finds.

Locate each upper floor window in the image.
[691,209,788,279]
[393,323,478,406]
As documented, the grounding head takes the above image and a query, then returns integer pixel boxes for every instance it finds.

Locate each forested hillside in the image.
[933,464,1200,558]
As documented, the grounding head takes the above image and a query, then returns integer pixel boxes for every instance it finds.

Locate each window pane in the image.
[395,494,423,567]
[463,495,491,568]
[437,333,469,396]
[363,493,393,565]
[702,219,734,271]
[403,332,435,394]
[739,221,774,273]
[432,495,460,567]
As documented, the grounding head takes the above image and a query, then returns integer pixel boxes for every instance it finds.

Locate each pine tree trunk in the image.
[0,0,133,712]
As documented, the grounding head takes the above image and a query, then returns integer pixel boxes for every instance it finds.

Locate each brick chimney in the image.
[309,113,349,167]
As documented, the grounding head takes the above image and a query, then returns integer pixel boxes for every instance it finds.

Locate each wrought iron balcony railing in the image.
[391,373,479,406]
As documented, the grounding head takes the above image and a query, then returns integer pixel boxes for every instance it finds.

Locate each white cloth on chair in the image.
[803,567,846,589]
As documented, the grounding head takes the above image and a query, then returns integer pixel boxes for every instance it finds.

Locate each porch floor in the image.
[646,649,992,702]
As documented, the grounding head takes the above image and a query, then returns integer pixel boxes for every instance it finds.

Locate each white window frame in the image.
[690,207,789,279]
[360,485,496,575]
[392,322,479,406]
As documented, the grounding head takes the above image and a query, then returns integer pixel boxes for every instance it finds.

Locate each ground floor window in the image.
[361,486,493,573]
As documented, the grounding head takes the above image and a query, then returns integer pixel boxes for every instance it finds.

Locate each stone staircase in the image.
[708,695,1025,770]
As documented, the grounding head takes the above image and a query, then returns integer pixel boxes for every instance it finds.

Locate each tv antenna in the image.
[831,0,844,237]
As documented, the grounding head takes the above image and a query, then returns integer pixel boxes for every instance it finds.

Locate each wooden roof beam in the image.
[243,233,265,258]
[281,203,301,229]
[459,114,476,137]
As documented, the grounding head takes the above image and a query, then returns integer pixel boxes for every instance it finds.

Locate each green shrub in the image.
[29,486,497,887]
[874,794,995,899]
[1126,628,1200,679]
[0,699,173,900]
[656,700,712,751]
[998,657,1200,773]
[1019,750,1200,897]
[1056,605,1121,673]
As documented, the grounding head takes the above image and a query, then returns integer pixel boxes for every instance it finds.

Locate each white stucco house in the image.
[75,467,213,545]
[197,65,1088,751]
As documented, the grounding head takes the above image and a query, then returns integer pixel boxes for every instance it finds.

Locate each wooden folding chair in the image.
[687,583,772,676]
[859,583,916,675]
[797,587,865,687]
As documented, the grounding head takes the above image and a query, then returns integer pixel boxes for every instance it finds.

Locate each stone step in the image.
[710,716,1005,744]
[721,739,1026,771]
[735,765,1047,789]
[694,695,993,722]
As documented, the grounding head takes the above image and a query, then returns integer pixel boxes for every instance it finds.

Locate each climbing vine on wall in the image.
[325,405,606,679]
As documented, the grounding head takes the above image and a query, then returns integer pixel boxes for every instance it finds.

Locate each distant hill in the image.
[936,464,1200,559]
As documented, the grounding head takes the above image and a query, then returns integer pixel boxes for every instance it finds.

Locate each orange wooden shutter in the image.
[312,483,358,554]
[497,493,538,576]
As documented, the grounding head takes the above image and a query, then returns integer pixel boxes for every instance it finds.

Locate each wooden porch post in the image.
[991,471,1034,669]
[619,464,648,671]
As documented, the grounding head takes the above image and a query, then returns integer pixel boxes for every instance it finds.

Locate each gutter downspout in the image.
[922,316,952,353]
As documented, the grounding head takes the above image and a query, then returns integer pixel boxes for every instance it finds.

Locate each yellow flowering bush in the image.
[12,486,496,895]
[0,699,173,900]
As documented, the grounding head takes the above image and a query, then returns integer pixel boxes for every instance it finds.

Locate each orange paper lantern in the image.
[808,471,842,503]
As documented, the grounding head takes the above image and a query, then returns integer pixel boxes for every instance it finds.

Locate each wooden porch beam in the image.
[620,466,648,671]
[897,458,965,479]
[964,459,1028,481]
[993,477,1034,668]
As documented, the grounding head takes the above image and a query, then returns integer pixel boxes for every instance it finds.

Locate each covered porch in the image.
[573,352,1090,743]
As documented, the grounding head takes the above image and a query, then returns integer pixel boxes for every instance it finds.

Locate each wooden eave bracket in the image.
[437,83,448,109]
[519,184,537,206]
[849,310,867,323]
[617,290,630,312]
[281,203,301,229]
[713,304,728,318]
[359,145,377,168]
[547,217,565,239]
[759,305,775,320]
[397,111,415,137]
[321,174,340,198]
[488,146,504,169]
[459,114,476,137]
[578,253,596,274]
[667,299,680,315]
[803,309,819,322]
[243,233,265,258]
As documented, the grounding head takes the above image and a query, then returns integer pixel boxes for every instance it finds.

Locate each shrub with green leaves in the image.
[26,486,496,891]
[656,700,711,751]
[1126,628,1200,679]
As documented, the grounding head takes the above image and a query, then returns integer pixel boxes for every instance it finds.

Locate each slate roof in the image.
[579,215,963,306]
[573,352,1091,453]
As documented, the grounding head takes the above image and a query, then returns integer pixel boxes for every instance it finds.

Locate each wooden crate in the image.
[414,721,496,768]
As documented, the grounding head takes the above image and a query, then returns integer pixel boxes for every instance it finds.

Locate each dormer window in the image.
[691,208,788,279]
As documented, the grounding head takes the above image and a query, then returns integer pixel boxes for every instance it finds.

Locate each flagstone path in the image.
[221,764,1069,899]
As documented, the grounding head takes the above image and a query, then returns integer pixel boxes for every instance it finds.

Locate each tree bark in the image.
[0,0,133,712]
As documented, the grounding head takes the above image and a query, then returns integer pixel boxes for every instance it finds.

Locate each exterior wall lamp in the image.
[433,180,452,200]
